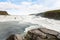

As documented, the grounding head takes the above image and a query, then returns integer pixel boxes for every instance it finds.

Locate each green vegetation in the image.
[0,11,9,15]
[43,10,60,20]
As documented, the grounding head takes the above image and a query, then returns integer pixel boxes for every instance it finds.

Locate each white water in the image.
[0,15,60,40]
[24,16,60,33]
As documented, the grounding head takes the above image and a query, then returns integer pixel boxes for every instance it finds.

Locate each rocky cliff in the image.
[24,28,60,40]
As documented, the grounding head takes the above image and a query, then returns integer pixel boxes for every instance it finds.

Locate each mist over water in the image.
[0,15,60,40]
[0,21,38,40]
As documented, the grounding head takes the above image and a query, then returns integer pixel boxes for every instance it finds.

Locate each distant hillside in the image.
[0,11,9,15]
[30,10,60,20]
[43,10,60,20]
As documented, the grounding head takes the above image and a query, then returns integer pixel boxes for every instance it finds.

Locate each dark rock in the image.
[39,28,59,36]
[6,34,16,40]
[6,28,60,40]
[6,34,23,40]
[0,11,9,15]
[24,28,60,40]
[28,29,47,39]
[57,33,60,39]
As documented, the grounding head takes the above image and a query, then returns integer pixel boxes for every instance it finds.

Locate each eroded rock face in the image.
[6,34,15,40]
[6,28,60,40]
[6,34,23,40]
[24,28,60,40]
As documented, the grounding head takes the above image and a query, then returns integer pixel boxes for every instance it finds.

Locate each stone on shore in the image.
[24,28,60,40]
[6,28,60,40]
[6,34,23,40]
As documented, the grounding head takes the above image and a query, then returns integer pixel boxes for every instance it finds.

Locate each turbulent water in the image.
[0,15,60,40]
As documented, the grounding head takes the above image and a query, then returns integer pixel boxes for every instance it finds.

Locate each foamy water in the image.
[0,15,60,40]
[24,16,60,33]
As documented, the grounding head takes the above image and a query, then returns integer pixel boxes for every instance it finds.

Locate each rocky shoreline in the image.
[6,28,60,40]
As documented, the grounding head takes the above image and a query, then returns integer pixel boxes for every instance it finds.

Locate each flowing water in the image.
[0,15,60,40]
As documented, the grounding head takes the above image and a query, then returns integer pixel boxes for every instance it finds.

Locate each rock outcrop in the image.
[24,28,60,40]
[6,34,23,40]
[0,11,9,15]
[6,28,60,40]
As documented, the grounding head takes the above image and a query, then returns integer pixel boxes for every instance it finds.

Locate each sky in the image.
[0,0,60,15]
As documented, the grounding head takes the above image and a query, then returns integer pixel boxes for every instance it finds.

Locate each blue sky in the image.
[0,0,60,15]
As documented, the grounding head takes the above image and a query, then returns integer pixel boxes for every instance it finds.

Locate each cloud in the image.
[18,2,49,15]
[21,1,32,5]
[19,4,49,14]
[0,2,20,10]
[52,0,60,9]
[0,1,49,15]
[1,0,60,15]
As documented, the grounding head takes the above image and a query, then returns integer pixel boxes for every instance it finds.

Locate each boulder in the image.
[24,28,60,40]
[6,34,15,40]
[6,34,23,40]
[6,28,60,40]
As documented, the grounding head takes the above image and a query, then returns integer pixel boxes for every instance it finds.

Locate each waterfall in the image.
[0,15,60,40]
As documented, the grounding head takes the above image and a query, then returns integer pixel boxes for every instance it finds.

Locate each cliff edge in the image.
[0,11,9,15]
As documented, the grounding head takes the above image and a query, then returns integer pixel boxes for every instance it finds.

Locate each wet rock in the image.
[6,28,60,40]
[6,34,23,40]
[24,28,60,40]
[39,28,59,36]
[15,34,23,40]
[57,33,60,39]
[6,34,15,40]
